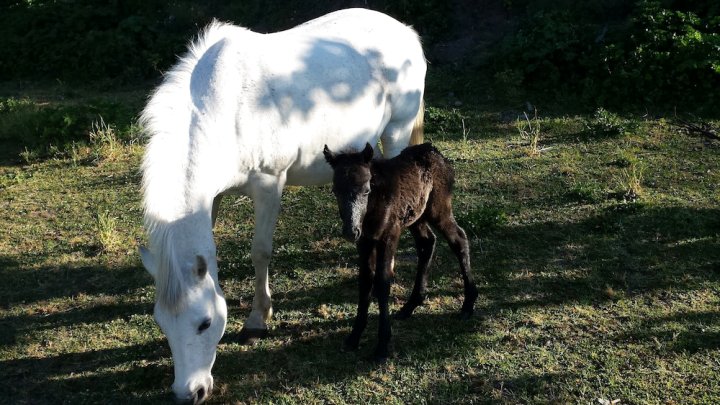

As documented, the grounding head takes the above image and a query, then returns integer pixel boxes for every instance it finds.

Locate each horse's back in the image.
[144,9,426,197]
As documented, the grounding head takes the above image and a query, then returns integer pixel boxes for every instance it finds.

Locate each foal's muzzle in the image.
[343,225,361,242]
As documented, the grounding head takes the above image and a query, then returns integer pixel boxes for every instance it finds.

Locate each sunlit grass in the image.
[1,89,719,404]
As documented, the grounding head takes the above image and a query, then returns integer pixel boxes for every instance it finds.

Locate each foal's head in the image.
[323,143,374,241]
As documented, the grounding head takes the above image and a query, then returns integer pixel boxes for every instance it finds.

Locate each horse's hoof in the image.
[394,309,413,320]
[236,327,269,345]
[458,309,474,320]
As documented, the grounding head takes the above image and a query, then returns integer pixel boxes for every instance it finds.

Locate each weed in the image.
[567,181,603,203]
[456,206,508,237]
[90,117,121,162]
[19,147,40,164]
[96,210,121,253]
[586,108,636,137]
[516,109,541,156]
[68,141,92,166]
[613,161,645,202]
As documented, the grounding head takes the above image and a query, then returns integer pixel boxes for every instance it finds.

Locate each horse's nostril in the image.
[196,387,206,403]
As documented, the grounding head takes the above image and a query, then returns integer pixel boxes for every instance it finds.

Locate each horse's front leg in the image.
[373,229,400,362]
[237,172,286,344]
[344,237,375,352]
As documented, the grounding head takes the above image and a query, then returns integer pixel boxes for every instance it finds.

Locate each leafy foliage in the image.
[492,0,719,112]
[0,0,450,83]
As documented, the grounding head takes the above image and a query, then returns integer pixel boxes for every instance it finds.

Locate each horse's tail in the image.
[409,98,424,145]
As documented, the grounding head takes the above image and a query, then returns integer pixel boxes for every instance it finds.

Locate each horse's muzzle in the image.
[174,385,209,405]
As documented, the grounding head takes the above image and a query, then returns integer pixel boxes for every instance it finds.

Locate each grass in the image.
[1,85,719,404]
[515,110,542,156]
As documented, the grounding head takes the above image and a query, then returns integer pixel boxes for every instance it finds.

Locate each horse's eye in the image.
[198,318,211,333]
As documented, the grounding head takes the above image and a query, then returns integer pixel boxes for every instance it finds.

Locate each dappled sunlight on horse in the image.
[138,8,425,403]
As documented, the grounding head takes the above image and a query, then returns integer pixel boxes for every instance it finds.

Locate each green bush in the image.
[598,1,720,107]
[491,0,719,112]
[425,106,467,136]
[0,0,451,83]
[584,108,638,137]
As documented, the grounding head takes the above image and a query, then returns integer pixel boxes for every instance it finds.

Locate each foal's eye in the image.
[198,318,211,333]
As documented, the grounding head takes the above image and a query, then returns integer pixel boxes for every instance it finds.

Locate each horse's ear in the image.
[362,143,374,163]
[139,246,157,279]
[195,255,208,279]
[323,145,336,166]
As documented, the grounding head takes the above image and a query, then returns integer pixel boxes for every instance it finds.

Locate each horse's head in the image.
[140,241,227,405]
[323,143,374,242]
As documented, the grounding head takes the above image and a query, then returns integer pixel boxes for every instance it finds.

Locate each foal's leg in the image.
[396,221,436,320]
[373,228,400,361]
[238,172,286,343]
[344,237,375,351]
[433,215,479,319]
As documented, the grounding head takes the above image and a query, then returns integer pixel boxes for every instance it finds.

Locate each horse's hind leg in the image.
[380,118,416,158]
[433,214,478,319]
[396,220,436,320]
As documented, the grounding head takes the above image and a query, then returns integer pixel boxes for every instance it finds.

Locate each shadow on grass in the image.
[2,200,718,402]
[0,301,151,347]
[216,311,485,400]
[462,205,720,308]
[0,258,150,308]
[0,340,170,404]
[614,310,720,354]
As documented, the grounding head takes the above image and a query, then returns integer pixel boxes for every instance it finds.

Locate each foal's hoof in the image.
[394,306,415,320]
[342,336,360,352]
[372,348,391,364]
[236,327,269,345]
[458,309,474,320]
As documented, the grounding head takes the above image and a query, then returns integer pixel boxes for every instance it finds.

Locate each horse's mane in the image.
[140,20,244,222]
[144,221,187,312]
[140,21,245,311]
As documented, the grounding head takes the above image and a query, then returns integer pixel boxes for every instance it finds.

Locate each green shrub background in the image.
[0,0,717,111]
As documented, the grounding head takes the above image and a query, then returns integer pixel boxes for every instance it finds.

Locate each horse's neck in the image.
[146,209,214,258]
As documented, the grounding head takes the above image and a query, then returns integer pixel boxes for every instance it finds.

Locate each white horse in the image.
[139,8,425,404]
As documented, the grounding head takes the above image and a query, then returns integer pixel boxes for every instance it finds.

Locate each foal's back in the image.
[365,143,455,237]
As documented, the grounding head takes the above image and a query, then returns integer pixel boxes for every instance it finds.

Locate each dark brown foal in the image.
[323,142,479,361]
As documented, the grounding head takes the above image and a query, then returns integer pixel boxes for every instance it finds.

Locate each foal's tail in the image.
[409,98,424,146]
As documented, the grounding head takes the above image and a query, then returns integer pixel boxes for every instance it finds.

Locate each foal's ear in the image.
[323,145,336,166]
[195,255,208,279]
[362,143,374,163]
